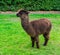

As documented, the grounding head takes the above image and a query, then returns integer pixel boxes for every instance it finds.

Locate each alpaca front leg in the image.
[32,40,35,47]
[31,37,35,47]
[35,37,39,48]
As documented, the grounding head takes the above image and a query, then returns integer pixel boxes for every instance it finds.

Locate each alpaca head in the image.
[17,10,29,20]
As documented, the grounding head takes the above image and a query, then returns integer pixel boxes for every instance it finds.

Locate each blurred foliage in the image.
[0,0,60,11]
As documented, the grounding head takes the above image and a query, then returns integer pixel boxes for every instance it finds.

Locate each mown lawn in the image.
[0,13,60,55]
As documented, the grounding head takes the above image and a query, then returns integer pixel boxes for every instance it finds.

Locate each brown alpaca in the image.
[16,10,52,48]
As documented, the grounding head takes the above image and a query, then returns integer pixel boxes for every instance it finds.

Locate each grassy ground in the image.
[0,13,60,55]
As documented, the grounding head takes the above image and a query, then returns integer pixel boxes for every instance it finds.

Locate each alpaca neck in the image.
[21,18,30,29]
[20,17,36,37]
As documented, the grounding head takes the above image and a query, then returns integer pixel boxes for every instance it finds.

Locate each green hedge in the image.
[0,0,60,11]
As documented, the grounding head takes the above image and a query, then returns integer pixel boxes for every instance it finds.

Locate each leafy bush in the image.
[0,0,60,11]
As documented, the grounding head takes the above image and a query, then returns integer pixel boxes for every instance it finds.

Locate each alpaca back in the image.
[30,19,52,35]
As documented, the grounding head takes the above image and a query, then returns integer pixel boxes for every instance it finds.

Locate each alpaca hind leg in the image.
[43,33,49,46]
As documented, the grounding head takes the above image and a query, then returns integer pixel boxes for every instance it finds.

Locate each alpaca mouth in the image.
[16,13,20,17]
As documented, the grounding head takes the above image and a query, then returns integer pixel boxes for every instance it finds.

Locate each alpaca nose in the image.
[16,13,19,17]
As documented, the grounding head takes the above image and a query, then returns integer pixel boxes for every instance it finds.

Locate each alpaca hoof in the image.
[43,44,47,46]
[32,45,34,47]
[37,47,39,49]
[37,46,39,49]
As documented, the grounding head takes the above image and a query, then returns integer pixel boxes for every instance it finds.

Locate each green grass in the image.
[0,13,60,55]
